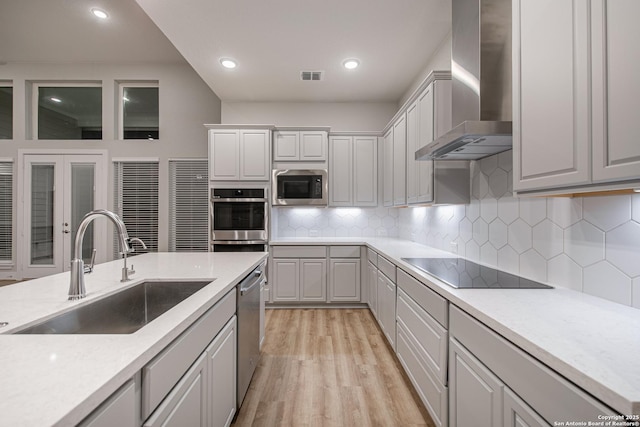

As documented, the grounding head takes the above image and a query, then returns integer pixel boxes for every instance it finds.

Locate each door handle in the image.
[63,230,70,234]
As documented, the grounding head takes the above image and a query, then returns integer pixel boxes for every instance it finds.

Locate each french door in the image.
[21,153,107,278]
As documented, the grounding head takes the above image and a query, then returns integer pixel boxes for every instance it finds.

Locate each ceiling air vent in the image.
[300,71,323,81]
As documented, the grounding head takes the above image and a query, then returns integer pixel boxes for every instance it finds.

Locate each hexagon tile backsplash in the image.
[273,150,640,310]
[398,152,640,310]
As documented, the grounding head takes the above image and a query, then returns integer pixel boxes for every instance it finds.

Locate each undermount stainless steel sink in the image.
[15,280,214,335]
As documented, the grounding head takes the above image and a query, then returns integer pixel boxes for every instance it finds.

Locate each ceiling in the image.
[0,0,452,103]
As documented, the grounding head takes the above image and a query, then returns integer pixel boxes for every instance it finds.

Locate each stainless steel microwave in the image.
[272,169,328,206]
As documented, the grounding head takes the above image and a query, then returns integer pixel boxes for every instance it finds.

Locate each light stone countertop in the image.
[271,237,640,415]
[0,252,268,427]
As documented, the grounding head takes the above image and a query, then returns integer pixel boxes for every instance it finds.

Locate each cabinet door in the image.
[300,258,327,302]
[273,131,299,161]
[591,0,640,182]
[144,354,207,427]
[504,388,551,427]
[449,338,503,427]
[406,100,419,204]
[300,131,327,161]
[209,130,239,181]
[240,130,270,181]
[329,136,353,206]
[272,259,300,302]
[80,380,137,427]
[417,85,435,203]
[513,0,590,192]
[393,114,407,206]
[383,128,394,207]
[329,259,361,302]
[354,136,378,206]
[367,261,378,319]
[377,272,396,349]
[208,317,236,427]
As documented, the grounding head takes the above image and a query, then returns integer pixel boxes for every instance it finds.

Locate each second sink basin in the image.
[15,280,214,335]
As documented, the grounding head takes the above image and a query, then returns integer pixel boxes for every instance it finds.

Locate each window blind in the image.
[168,159,209,252]
[0,161,13,265]
[113,161,159,258]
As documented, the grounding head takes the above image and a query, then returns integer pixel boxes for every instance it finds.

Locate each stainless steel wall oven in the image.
[210,188,268,252]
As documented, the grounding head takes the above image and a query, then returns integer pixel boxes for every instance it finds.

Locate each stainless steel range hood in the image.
[416,0,512,161]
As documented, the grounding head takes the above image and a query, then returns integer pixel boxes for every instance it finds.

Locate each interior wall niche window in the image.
[0,161,14,266]
[119,82,159,140]
[113,161,159,258]
[0,84,13,139]
[168,159,208,252]
[34,83,102,140]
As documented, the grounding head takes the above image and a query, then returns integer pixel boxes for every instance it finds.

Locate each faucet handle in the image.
[83,249,97,274]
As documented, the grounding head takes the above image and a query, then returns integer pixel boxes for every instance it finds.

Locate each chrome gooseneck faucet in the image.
[69,209,133,300]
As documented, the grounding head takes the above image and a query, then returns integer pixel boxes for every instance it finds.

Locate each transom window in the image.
[33,82,102,140]
[0,83,13,139]
[118,82,159,140]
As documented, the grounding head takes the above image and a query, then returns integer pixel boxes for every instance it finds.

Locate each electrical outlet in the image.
[377,228,387,237]
[411,233,417,241]
[450,241,458,254]
[309,229,319,237]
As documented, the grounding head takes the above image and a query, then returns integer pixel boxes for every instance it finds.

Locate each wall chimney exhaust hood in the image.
[416,0,512,161]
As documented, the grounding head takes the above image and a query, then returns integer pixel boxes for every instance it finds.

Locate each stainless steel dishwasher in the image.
[237,261,265,408]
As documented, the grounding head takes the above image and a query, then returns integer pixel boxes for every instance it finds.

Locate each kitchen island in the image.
[0,252,267,427]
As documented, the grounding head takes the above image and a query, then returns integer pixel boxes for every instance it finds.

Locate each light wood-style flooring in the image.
[232,308,435,427]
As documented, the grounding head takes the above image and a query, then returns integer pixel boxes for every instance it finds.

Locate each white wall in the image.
[222,101,397,132]
[0,62,221,277]
[398,152,640,310]
[398,32,452,108]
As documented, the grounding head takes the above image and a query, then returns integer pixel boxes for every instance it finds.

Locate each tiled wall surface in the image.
[274,206,399,238]
[272,151,640,309]
[399,152,640,309]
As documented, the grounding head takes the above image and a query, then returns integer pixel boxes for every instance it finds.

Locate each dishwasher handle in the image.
[240,277,261,296]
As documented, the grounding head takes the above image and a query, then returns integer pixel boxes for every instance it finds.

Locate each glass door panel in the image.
[30,164,55,265]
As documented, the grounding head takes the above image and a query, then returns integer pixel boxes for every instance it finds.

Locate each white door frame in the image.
[17,149,108,280]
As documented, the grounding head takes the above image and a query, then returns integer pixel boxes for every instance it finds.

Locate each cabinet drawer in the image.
[80,378,138,427]
[271,245,327,258]
[397,288,448,385]
[397,322,448,427]
[366,248,378,266]
[377,255,396,282]
[450,305,615,423]
[142,289,236,419]
[329,245,361,258]
[397,269,448,328]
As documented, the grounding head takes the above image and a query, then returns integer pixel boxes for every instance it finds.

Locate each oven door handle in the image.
[211,197,267,203]
[213,240,268,245]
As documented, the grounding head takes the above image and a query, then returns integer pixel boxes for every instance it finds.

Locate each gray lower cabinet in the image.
[271,246,328,303]
[272,258,299,302]
[80,378,139,427]
[328,258,360,302]
[376,269,396,350]
[504,388,551,427]
[144,354,208,427]
[449,305,615,426]
[449,337,503,427]
[301,259,327,301]
[207,317,237,427]
[367,260,378,319]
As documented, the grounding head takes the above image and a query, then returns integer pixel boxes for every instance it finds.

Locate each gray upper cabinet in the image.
[383,128,394,207]
[393,114,407,206]
[328,134,377,207]
[513,0,640,195]
[407,79,452,205]
[207,127,271,181]
[273,130,328,162]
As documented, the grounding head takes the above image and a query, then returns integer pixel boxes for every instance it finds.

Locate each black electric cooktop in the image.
[401,257,552,289]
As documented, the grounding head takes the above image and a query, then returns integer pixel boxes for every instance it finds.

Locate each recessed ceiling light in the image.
[220,58,237,69]
[343,59,360,70]
[50,97,62,103]
[91,8,109,19]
